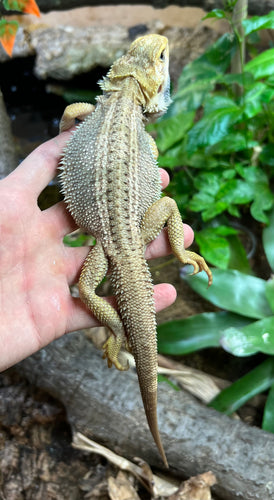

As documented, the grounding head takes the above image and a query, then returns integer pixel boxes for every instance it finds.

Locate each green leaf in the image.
[158,143,186,168]
[189,192,217,213]
[167,79,216,115]
[3,0,14,8]
[178,61,219,88]
[204,95,238,114]
[216,179,254,205]
[243,82,274,118]
[265,278,274,313]
[218,71,254,87]
[236,164,267,183]
[262,382,274,432]
[221,316,274,356]
[250,193,273,224]
[227,233,252,274]
[206,132,257,155]
[177,34,236,89]
[157,311,249,355]
[236,165,274,223]
[263,206,274,272]
[63,233,93,247]
[183,269,273,319]
[199,33,236,73]
[187,152,219,169]
[242,11,274,36]
[202,201,228,221]
[244,48,274,80]
[158,374,180,391]
[260,144,274,167]
[194,171,224,196]
[202,9,228,20]
[266,74,274,88]
[152,111,195,152]
[63,89,98,104]
[209,358,274,414]
[196,225,251,272]
[167,34,236,119]
[186,106,242,153]
[243,82,267,118]
[195,227,232,269]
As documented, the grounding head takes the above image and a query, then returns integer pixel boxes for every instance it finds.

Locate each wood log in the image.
[17,331,274,500]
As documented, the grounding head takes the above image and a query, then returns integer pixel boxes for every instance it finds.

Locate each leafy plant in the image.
[150,10,274,269]
[157,205,274,431]
[0,0,40,56]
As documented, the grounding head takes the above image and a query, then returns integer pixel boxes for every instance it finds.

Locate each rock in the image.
[0,21,219,82]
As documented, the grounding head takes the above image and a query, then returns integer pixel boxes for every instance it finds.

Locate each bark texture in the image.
[33,0,274,16]
[17,331,274,500]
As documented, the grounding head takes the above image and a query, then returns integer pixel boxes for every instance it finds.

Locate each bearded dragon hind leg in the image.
[59,102,95,132]
[78,242,129,371]
[102,335,129,371]
[141,197,212,287]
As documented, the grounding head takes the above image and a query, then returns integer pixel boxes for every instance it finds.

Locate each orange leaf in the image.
[0,20,18,57]
[21,0,40,17]
[3,0,40,17]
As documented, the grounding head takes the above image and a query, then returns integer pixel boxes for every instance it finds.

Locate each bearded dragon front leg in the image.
[59,102,95,132]
[78,242,129,371]
[141,197,213,286]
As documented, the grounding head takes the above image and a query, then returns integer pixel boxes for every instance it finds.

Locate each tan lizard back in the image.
[61,82,161,248]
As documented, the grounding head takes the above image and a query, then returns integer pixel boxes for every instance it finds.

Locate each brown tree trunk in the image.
[17,331,274,500]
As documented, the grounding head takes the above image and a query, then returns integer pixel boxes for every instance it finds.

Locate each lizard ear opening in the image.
[159,49,165,61]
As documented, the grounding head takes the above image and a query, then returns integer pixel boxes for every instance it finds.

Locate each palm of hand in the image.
[0,134,86,369]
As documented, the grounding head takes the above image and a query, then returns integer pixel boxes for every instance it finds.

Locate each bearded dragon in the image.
[59,34,212,467]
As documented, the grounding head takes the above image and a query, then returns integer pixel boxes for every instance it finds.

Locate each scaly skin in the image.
[59,34,212,467]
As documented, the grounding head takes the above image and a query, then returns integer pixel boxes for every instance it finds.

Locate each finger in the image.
[13,131,73,197]
[159,168,169,189]
[44,201,79,237]
[65,283,176,333]
[64,246,90,285]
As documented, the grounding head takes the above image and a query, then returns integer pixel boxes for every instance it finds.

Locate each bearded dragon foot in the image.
[102,335,129,371]
[180,250,212,286]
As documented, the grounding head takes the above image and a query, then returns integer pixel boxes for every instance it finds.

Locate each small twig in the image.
[72,432,179,497]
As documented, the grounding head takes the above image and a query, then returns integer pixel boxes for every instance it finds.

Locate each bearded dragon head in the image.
[99,34,171,117]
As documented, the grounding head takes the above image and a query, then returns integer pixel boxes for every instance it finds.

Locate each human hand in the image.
[0,132,194,371]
